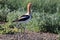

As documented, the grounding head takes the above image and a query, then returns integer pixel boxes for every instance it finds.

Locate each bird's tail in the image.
[12,21,15,22]
[12,20,18,22]
[12,20,16,22]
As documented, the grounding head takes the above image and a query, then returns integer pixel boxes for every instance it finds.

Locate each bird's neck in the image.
[27,6,31,15]
[25,12,31,15]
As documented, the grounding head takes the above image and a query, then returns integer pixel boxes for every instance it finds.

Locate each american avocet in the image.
[13,3,32,32]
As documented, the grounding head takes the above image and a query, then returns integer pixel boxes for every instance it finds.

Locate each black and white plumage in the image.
[13,15,31,22]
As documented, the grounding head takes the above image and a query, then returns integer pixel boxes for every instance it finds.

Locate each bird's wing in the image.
[18,15,27,19]
[13,15,30,22]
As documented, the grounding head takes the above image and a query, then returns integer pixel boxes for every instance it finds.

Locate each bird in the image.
[12,3,32,33]
[13,3,32,23]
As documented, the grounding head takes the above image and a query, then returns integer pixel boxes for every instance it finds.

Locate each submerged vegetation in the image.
[0,0,60,34]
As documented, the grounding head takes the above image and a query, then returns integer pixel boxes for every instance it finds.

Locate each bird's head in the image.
[27,3,32,8]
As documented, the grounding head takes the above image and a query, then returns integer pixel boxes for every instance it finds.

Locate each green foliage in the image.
[0,0,60,34]
[38,12,60,34]
[0,0,59,13]
[0,5,9,21]
[20,0,59,13]
[26,12,60,34]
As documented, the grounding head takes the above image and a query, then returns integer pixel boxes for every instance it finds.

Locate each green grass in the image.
[1,11,59,34]
[0,10,60,34]
[0,0,60,34]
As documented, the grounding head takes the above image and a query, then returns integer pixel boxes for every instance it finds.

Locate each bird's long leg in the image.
[20,23,23,34]
[22,23,27,39]
[21,23,25,33]
[16,23,20,32]
[16,23,23,40]
[16,22,19,28]
[20,24,25,33]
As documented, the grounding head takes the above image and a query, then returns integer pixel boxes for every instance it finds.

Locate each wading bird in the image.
[13,3,32,32]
